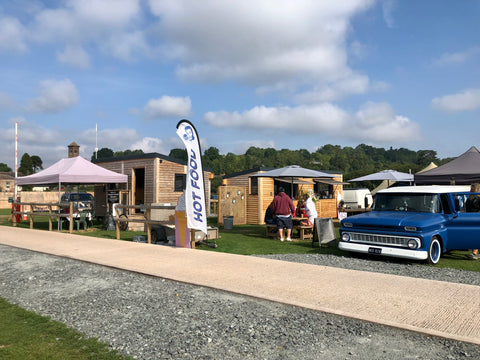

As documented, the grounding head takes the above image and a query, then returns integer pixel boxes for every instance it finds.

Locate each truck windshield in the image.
[373,193,441,213]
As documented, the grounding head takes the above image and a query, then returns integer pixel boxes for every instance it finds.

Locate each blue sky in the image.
[1,0,480,169]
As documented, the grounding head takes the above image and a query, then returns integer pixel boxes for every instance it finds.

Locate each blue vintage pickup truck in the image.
[339,185,480,264]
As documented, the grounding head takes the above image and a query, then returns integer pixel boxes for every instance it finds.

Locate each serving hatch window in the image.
[315,183,333,199]
[250,177,258,195]
[174,173,186,192]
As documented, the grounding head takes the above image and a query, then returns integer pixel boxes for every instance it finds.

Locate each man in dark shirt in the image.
[271,187,295,241]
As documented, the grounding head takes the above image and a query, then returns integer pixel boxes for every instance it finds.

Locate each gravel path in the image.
[1,244,479,360]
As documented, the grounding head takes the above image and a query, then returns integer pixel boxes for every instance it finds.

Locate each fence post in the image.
[69,202,73,233]
[48,205,52,231]
[29,204,34,229]
[12,202,17,227]
[116,219,120,240]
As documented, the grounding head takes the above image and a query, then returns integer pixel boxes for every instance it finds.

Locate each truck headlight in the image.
[341,233,351,242]
[407,239,419,249]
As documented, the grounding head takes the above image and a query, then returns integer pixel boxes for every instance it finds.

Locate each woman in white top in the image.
[304,189,318,225]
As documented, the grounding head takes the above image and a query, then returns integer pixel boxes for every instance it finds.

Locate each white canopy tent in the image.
[15,156,128,225]
[15,156,127,186]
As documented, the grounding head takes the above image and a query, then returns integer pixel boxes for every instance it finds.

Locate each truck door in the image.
[446,193,480,250]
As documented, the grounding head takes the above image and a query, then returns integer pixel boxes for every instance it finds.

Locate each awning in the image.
[275,177,314,185]
[315,178,350,185]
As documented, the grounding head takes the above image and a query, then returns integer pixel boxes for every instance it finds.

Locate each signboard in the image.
[107,191,119,204]
[176,120,207,235]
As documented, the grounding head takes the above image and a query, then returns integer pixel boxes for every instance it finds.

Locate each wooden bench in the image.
[265,224,313,240]
[293,224,314,240]
[265,224,278,237]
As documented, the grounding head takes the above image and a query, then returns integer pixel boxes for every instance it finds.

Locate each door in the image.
[446,193,480,250]
[133,168,145,213]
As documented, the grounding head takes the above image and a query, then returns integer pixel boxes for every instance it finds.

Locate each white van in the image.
[342,188,373,209]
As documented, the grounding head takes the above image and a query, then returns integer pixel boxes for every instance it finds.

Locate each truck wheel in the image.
[427,237,442,265]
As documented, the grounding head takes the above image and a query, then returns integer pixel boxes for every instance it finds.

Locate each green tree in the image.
[169,148,188,162]
[204,147,221,162]
[31,155,43,173]
[18,153,33,176]
[417,150,438,167]
[114,149,144,157]
[0,163,12,172]
[203,147,224,174]
[92,148,114,161]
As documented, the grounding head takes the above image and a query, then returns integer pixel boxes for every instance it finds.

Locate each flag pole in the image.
[14,121,18,200]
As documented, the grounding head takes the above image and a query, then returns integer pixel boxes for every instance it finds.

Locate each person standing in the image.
[304,189,318,226]
[271,187,295,241]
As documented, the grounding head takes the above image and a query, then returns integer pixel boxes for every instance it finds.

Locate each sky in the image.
[1,0,480,170]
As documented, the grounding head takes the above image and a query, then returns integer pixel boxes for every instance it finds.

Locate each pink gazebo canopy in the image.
[15,156,128,185]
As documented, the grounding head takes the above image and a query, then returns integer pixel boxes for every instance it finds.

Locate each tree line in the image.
[93,144,451,190]
[170,144,447,178]
[2,145,450,184]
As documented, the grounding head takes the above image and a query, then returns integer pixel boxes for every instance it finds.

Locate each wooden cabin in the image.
[94,153,212,218]
[219,167,344,225]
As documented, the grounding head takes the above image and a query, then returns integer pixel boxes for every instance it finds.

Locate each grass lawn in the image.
[0,209,478,271]
[0,298,133,360]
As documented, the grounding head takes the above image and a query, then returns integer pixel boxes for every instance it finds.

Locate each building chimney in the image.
[68,142,80,158]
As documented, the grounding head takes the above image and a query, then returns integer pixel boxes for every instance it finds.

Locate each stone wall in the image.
[0,192,63,209]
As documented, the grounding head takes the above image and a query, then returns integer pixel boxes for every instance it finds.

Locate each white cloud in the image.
[381,0,396,28]
[349,40,368,60]
[432,47,480,67]
[150,0,375,99]
[78,128,182,158]
[205,101,420,145]
[143,95,192,120]
[295,72,370,103]
[8,0,379,102]
[100,30,151,62]
[79,127,141,153]
[57,45,90,69]
[30,0,147,62]
[204,104,347,133]
[130,137,167,153]
[347,102,420,143]
[0,121,177,169]
[431,89,480,112]
[0,16,28,52]
[32,0,141,41]
[0,118,67,167]
[27,79,79,113]
[68,0,141,27]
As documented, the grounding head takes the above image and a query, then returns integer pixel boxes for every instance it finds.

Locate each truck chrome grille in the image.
[348,232,415,248]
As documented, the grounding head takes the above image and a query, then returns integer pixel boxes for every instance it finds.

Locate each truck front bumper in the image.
[338,242,428,261]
